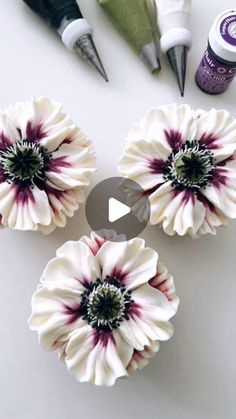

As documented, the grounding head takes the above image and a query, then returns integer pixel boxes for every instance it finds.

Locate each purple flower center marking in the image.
[164,130,183,152]
[148,158,167,174]
[0,140,51,186]
[80,276,133,331]
[164,141,215,191]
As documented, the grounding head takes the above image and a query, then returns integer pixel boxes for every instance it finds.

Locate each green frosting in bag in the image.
[98,0,153,53]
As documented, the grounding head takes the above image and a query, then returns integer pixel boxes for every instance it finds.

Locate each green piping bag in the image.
[98,0,161,73]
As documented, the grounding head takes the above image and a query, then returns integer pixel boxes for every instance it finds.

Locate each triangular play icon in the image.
[108,198,131,223]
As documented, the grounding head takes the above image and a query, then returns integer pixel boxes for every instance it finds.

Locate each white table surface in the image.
[0,1,236,418]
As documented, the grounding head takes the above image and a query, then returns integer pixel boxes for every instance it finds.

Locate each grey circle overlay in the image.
[85,177,151,242]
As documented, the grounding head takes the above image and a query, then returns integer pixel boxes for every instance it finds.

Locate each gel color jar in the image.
[196,9,236,95]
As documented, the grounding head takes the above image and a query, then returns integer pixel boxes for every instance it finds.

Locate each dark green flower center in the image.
[81,277,133,330]
[88,283,125,323]
[1,140,48,185]
[166,141,214,190]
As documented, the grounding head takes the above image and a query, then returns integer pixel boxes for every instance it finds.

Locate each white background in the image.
[0,1,236,418]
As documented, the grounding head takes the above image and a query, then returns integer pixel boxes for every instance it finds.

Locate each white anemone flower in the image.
[119,104,236,237]
[29,232,179,386]
[0,97,96,233]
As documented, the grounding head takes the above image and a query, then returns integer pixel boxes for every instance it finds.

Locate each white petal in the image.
[197,205,228,236]
[97,238,158,290]
[42,241,101,289]
[150,184,205,236]
[0,113,20,148]
[80,230,125,256]
[126,341,160,375]
[6,97,76,152]
[143,104,196,150]
[131,315,174,344]
[192,192,228,237]
[0,183,51,231]
[29,286,84,351]
[170,193,205,237]
[119,139,167,190]
[149,263,180,312]
[39,187,85,234]
[118,317,151,350]
[132,283,177,320]
[65,327,132,386]
[64,126,95,155]
[202,171,236,218]
[149,181,173,225]
[119,287,174,349]
[127,121,145,142]
[195,109,236,162]
[46,144,96,190]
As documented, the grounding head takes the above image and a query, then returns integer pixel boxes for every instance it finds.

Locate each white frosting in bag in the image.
[155,0,191,33]
[154,0,192,52]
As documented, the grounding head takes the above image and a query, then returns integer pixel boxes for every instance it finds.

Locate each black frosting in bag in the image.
[23,0,83,29]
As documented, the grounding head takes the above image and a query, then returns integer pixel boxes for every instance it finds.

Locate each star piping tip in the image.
[74,34,108,82]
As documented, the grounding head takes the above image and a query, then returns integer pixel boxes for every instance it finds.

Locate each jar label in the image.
[196,47,236,94]
[220,15,236,46]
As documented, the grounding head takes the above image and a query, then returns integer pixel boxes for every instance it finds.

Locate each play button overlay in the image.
[85,177,150,242]
[109,198,131,222]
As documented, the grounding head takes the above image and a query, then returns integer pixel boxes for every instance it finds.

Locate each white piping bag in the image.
[155,0,192,96]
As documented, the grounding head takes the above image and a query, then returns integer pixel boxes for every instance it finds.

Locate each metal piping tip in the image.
[140,41,161,74]
[75,34,109,82]
[146,0,161,70]
[166,45,188,97]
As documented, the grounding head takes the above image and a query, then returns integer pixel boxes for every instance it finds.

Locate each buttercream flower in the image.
[0,97,96,233]
[29,232,179,386]
[119,104,236,237]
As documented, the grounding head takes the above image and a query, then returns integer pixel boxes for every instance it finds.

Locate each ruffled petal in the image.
[150,184,205,236]
[65,327,133,386]
[127,121,146,143]
[202,168,236,218]
[132,283,176,321]
[39,187,85,234]
[195,193,228,236]
[80,230,126,256]
[196,109,236,162]
[0,113,20,149]
[41,241,101,290]
[97,238,158,290]
[29,286,84,351]
[119,139,167,190]
[5,97,76,152]
[0,183,51,230]
[149,263,180,312]
[45,144,96,189]
[126,340,160,375]
[167,191,205,237]
[118,284,174,350]
[148,181,173,223]
[63,126,95,155]
[119,315,173,351]
[80,232,107,255]
[142,104,196,152]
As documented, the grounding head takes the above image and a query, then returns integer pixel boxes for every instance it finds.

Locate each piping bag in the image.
[154,0,192,96]
[98,0,161,73]
[22,0,108,81]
